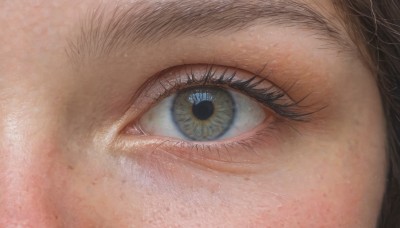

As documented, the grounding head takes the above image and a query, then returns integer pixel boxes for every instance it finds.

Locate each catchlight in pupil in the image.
[172,86,235,141]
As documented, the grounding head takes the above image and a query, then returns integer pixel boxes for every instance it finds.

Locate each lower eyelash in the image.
[127,137,263,166]
[124,119,284,165]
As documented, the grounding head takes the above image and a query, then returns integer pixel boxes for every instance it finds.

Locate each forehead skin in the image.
[0,0,386,227]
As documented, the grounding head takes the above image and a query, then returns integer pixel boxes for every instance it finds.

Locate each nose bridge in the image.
[0,99,63,227]
[0,3,80,226]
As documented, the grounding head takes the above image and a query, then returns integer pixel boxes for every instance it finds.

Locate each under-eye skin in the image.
[121,65,317,165]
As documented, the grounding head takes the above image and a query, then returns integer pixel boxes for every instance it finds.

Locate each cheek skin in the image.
[50,155,146,227]
[250,191,363,227]
[0,80,385,227]
[128,109,385,228]
[97,74,385,228]
[254,131,385,226]
[108,138,384,227]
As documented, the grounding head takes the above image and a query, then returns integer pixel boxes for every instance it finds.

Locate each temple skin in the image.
[0,0,386,227]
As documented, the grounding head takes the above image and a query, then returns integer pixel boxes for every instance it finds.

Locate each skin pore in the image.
[0,0,387,227]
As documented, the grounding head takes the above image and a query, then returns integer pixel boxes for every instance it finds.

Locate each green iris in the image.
[172,86,235,141]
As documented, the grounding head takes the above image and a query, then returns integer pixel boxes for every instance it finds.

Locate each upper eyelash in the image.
[151,65,315,121]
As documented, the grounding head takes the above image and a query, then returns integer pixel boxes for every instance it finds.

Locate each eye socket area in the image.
[137,85,270,142]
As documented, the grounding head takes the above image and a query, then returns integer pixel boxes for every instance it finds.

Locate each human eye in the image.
[139,85,266,142]
[137,65,308,141]
[118,64,314,171]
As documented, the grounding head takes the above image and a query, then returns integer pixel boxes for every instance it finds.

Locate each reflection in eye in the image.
[134,65,311,143]
[173,86,235,141]
[140,86,266,141]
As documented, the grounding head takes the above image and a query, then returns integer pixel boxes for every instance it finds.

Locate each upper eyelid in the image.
[136,65,273,102]
[130,65,313,122]
[142,65,273,98]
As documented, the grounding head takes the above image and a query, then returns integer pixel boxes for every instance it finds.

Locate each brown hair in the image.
[338,0,400,227]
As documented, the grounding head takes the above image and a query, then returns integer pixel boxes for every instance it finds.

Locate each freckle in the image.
[244,177,250,181]
[67,165,74,170]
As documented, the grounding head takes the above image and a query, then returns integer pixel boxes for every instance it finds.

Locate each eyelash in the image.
[147,65,312,122]
[118,64,318,167]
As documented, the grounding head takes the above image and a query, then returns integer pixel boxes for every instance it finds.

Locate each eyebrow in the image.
[67,0,351,61]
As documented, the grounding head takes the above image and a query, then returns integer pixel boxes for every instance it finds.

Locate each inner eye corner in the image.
[121,121,144,136]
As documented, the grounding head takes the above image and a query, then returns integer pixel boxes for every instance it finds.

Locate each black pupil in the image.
[192,100,214,120]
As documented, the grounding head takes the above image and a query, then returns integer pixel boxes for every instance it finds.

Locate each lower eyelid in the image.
[113,136,266,174]
[117,115,283,171]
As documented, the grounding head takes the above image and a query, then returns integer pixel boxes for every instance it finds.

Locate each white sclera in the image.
[139,89,267,141]
[219,90,266,140]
